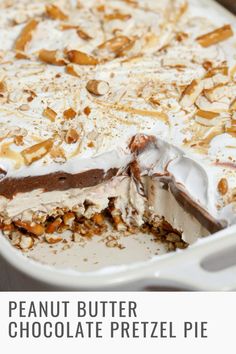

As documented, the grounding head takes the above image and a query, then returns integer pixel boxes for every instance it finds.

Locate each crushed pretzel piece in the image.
[218,178,228,195]
[19,104,30,111]
[21,139,53,165]
[225,124,236,135]
[45,234,63,244]
[66,64,81,77]
[45,4,68,21]
[14,135,24,146]
[50,146,66,162]
[14,19,38,51]
[106,237,119,248]
[111,212,127,232]
[230,98,236,112]
[43,107,57,122]
[230,64,236,81]
[84,106,91,116]
[122,0,138,5]
[10,232,21,247]
[195,110,220,126]
[204,84,228,102]
[15,51,30,60]
[14,220,45,236]
[196,95,229,113]
[197,25,233,47]
[25,89,37,102]
[86,80,109,96]
[46,218,62,234]
[202,61,213,71]
[92,213,104,226]
[2,224,15,235]
[205,66,229,78]
[203,66,229,90]
[104,12,131,21]
[196,110,219,119]
[63,108,77,120]
[175,31,188,42]
[20,235,34,250]
[67,50,98,65]
[162,57,189,68]
[61,24,92,40]
[77,28,92,40]
[87,141,94,148]
[96,4,105,12]
[60,24,77,30]
[63,212,75,227]
[65,128,79,144]
[0,80,7,93]
[38,49,66,66]
[97,35,134,57]
[180,79,203,108]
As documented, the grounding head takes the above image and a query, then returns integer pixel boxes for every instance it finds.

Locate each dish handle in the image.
[140,228,236,291]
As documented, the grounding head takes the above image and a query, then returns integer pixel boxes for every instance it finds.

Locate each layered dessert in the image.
[0,0,236,254]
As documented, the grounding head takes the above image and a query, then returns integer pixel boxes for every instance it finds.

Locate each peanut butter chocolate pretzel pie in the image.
[0,0,236,259]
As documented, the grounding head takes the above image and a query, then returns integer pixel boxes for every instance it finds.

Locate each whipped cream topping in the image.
[0,0,236,229]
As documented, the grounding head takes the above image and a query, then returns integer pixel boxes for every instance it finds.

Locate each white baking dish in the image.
[1,225,236,291]
[1,0,236,291]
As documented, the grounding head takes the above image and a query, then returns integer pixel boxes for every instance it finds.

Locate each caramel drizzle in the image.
[215,161,236,170]
[95,101,169,124]
[106,111,141,127]
[184,126,225,153]
[197,127,225,146]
